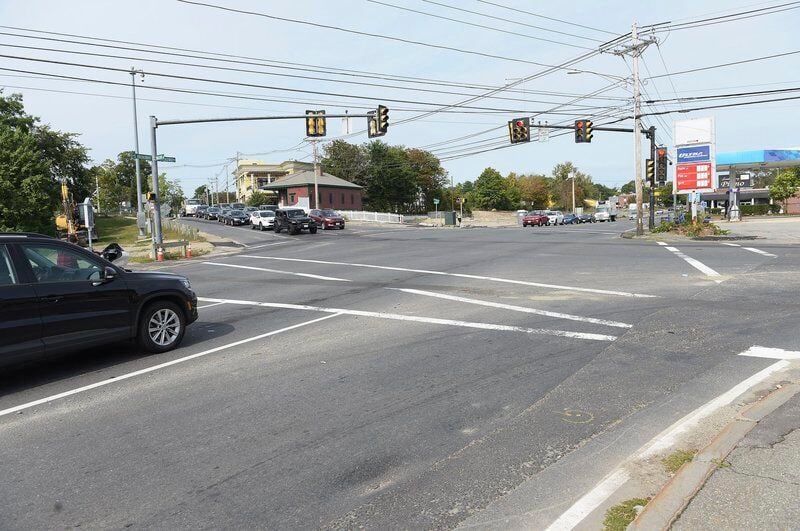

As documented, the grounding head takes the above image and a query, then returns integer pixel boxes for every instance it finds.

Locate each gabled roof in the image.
[263,171,362,190]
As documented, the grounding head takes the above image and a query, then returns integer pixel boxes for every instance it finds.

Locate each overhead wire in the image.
[473,0,617,35]
[364,0,594,50]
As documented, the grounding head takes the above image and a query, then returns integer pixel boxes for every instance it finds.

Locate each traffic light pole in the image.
[312,139,320,209]
[149,116,164,246]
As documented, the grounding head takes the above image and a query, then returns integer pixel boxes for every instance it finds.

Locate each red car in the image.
[522,211,549,227]
[309,209,345,230]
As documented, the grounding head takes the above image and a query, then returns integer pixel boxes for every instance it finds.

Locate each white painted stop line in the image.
[739,345,800,360]
[660,245,722,282]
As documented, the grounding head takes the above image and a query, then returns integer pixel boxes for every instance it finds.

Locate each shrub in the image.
[740,204,781,216]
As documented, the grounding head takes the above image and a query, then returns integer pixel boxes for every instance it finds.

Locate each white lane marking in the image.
[197,297,618,341]
[203,261,351,282]
[743,247,777,258]
[245,241,291,250]
[387,288,633,329]
[656,241,668,246]
[721,242,741,247]
[739,345,800,360]
[197,302,227,309]
[544,469,630,531]
[547,354,791,530]
[661,246,723,283]
[0,313,342,419]
[238,255,657,298]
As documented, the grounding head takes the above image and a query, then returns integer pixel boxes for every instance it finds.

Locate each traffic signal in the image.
[377,105,389,134]
[656,147,668,183]
[508,117,531,144]
[574,119,593,143]
[146,192,156,201]
[305,110,326,137]
[646,158,655,182]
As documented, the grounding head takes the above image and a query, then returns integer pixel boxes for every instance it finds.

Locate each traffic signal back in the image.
[305,110,326,137]
[508,117,530,144]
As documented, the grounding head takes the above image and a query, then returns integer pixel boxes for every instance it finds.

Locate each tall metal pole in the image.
[648,126,656,229]
[131,68,145,236]
[312,139,320,209]
[149,116,163,246]
[632,22,644,236]
[571,173,576,213]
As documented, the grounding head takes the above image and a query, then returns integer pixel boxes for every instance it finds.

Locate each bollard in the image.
[156,247,164,262]
[186,242,192,259]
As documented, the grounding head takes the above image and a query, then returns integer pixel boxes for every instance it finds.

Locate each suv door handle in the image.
[41,295,61,303]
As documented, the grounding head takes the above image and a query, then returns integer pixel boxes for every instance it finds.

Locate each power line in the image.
[176,0,614,72]
[0,26,631,101]
[420,0,604,42]
[0,41,616,109]
[654,41,683,111]
[644,48,800,80]
[640,93,800,116]
[474,0,617,35]
[365,0,594,50]
[0,53,623,114]
[646,1,800,31]
[645,85,800,104]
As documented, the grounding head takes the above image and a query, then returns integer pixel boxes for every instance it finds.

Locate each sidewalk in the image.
[717,216,800,244]
[673,392,800,530]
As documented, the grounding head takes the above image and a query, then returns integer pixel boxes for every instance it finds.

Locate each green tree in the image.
[0,126,52,233]
[247,190,272,207]
[406,147,448,210]
[655,181,674,207]
[620,180,636,194]
[595,183,618,200]
[0,91,93,233]
[518,174,551,209]
[551,162,595,211]
[158,174,184,215]
[472,167,511,209]
[363,141,417,211]
[769,168,800,211]
[321,139,368,186]
[193,185,209,200]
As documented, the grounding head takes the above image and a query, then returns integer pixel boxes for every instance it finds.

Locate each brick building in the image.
[263,171,363,210]
[233,159,314,202]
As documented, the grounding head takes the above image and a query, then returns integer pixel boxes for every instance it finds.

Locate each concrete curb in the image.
[630,382,800,530]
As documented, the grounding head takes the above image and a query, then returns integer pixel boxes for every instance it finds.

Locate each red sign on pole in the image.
[676,162,713,192]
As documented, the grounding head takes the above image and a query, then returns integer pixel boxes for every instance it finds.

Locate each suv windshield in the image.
[230,210,244,216]
[260,211,275,217]
[286,210,306,218]
[207,207,220,212]
[321,210,338,216]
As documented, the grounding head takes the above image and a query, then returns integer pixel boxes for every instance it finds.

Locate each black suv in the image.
[0,233,198,367]
[226,209,249,226]
[274,208,317,235]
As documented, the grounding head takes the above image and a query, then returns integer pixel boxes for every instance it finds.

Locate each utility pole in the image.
[312,139,320,209]
[569,172,576,213]
[607,22,656,236]
[632,22,644,236]
[234,151,240,201]
[130,68,145,236]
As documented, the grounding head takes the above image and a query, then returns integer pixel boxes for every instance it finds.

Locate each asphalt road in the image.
[2,218,799,529]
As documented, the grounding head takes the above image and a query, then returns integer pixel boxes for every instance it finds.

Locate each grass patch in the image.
[94,216,205,246]
[662,449,697,474]
[128,247,210,263]
[651,219,729,237]
[603,498,649,531]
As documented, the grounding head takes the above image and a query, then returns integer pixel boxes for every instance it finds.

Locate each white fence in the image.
[338,210,405,224]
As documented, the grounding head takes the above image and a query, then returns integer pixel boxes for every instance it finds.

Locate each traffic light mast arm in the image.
[156,113,375,127]
[529,123,636,133]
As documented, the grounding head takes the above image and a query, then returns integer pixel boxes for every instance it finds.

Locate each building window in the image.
[329,192,333,205]
[289,193,296,203]
[351,193,354,204]
[341,192,345,204]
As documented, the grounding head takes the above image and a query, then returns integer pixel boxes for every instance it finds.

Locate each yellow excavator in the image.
[55,178,97,244]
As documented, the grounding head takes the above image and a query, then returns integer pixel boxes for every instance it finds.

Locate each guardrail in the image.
[338,210,405,224]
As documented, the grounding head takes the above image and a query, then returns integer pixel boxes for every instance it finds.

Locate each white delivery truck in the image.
[181,198,204,217]
[595,196,618,222]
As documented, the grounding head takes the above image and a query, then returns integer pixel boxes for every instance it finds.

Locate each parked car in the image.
[309,209,345,230]
[195,205,209,218]
[578,213,596,223]
[217,203,230,210]
[244,206,258,216]
[544,210,564,226]
[230,203,246,210]
[562,213,579,225]
[259,204,279,212]
[250,210,276,231]
[522,211,549,227]
[0,232,198,366]
[205,207,221,220]
[274,208,317,235]
[180,198,205,217]
[217,208,231,223]
[225,209,249,226]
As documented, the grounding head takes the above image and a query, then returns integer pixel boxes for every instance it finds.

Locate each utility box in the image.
[444,211,457,225]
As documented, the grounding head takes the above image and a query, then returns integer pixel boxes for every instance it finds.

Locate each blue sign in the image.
[677,145,711,163]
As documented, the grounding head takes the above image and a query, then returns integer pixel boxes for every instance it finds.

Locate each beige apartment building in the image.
[234,159,314,202]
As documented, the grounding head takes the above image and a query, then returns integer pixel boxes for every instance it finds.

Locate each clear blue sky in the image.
[1,0,797,195]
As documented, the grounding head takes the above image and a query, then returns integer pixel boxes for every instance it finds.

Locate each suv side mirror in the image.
[93,266,117,286]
